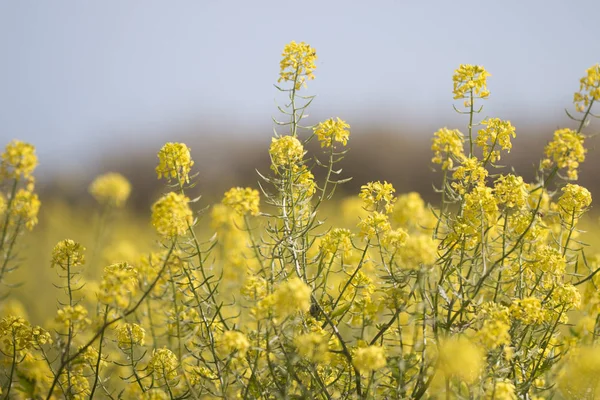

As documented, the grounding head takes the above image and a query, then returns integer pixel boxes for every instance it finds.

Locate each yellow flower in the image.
[116,323,145,349]
[353,345,387,373]
[359,181,396,214]
[241,275,268,301]
[485,379,517,400]
[453,64,490,100]
[431,127,465,169]
[320,228,354,259]
[437,336,483,384]
[273,277,311,318]
[358,211,391,240]
[148,347,179,381]
[10,189,41,230]
[559,346,600,399]
[278,41,317,90]
[219,330,250,357]
[573,64,600,112]
[222,187,260,216]
[269,136,304,169]
[89,172,131,207]
[452,157,488,194]
[557,183,591,222]
[493,174,528,209]
[476,303,511,349]
[313,118,350,148]
[55,305,91,331]
[151,192,193,237]
[51,239,85,269]
[295,332,329,363]
[156,142,194,184]
[542,128,586,180]
[510,297,545,324]
[476,118,516,163]
[529,245,566,276]
[0,140,37,180]
[98,262,139,308]
[0,316,51,352]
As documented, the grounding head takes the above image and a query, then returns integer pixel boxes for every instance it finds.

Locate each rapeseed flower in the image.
[557,183,592,222]
[148,347,179,381]
[219,330,250,357]
[453,64,490,100]
[0,140,37,181]
[10,189,40,229]
[51,239,85,269]
[273,277,311,318]
[359,181,396,214]
[574,64,600,112]
[353,345,387,373]
[269,135,304,169]
[156,142,194,184]
[151,192,193,237]
[89,172,131,207]
[431,127,464,169]
[278,41,317,90]
[116,323,145,349]
[542,128,586,180]
[222,187,260,216]
[437,337,483,384]
[476,118,516,163]
[313,118,350,148]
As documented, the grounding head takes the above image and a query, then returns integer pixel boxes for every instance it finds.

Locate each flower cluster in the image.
[222,187,260,216]
[431,127,464,169]
[156,142,194,184]
[0,140,38,181]
[269,135,305,169]
[542,128,586,180]
[452,64,491,100]
[359,181,396,214]
[278,41,317,90]
[151,192,193,237]
[574,63,600,112]
[89,172,131,207]
[476,118,516,163]
[313,117,350,148]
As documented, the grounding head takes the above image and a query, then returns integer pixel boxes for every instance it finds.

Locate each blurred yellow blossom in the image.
[353,345,387,374]
[151,192,193,237]
[273,277,311,318]
[89,172,131,207]
[222,187,260,216]
[0,140,37,181]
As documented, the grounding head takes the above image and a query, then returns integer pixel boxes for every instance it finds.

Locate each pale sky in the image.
[1,0,599,171]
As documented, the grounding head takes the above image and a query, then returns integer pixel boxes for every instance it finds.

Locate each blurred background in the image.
[1,0,600,206]
[2,0,600,321]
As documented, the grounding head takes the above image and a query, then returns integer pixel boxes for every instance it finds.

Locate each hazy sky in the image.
[1,1,599,168]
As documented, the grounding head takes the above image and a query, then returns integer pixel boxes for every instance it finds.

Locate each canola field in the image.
[1,42,600,399]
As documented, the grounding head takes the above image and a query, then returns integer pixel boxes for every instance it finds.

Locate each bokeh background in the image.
[2,0,600,203]
[1,1,600,321]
